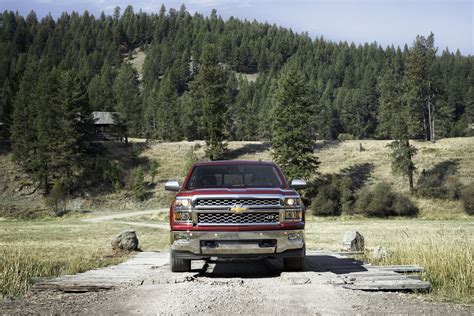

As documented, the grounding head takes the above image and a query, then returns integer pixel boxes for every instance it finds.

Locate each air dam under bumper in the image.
[170,230,305,259]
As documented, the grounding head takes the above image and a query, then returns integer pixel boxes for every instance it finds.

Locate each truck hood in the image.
[176,187,298,197]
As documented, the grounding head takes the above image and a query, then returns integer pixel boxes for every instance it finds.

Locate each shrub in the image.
[355,183,418,217]
[309,178,354,216]
[149,160,159,184]
[446,175,463,199]
[45,179,68,216]
[416,160,460,199]
[90,157,123,191]
[337,133,354,141]
[392,194,418,217]
[461,183,474,215]
[310,183,341,216]
[132,167,145,201]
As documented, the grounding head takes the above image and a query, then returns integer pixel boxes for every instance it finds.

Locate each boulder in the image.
[111,230,139,251]
[372,246,392,260]
[342,231,365,251]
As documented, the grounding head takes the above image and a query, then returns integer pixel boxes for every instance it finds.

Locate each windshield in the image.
[185,164,284,189]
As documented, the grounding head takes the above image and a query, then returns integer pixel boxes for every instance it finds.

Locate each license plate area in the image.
[200,239,277,254]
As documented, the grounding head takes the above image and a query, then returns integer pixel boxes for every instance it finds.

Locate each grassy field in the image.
[0,217,168,298]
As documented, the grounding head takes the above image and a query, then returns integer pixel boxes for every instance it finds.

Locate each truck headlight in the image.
[173,198,192,223]
[173,211,192,223]
[174,198,191,209]
[284,210,302,221]
[284,198,301,207]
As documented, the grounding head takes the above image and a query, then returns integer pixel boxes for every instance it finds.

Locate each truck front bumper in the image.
[170,230,305,259]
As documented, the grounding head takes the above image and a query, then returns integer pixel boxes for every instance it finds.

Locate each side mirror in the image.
[290,179,307,190]
[165,180,181,192]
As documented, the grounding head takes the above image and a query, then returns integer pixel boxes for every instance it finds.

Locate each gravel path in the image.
[2,252,472,315]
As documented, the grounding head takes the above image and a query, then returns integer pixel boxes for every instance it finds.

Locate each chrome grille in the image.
[197,212,280,225]
[196,198,281,207]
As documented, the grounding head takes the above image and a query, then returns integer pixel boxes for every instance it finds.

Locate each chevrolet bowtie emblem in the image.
[229,204,248,213]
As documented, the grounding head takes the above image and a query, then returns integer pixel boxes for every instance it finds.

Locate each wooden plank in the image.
[334,251,364,256]
[32,283,115,293]
[370,265,424,273]
[342,280,430,291]
[341,275,421,282]
[340,269,404,277]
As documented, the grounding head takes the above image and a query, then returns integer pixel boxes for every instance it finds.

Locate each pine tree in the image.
[32,68,61,191]
[0,78,14,139]
[377,70,407,138]
[11,60,39,171]
[378,69,418,192]
[87,64,116,111]
[271,64,318,180]
[403,33,437,141]
[180,91,201,140]
[156,73,180,140]
[55,71,94,180]
[465,86,474,127]
[113,63,141,140]
[388,140,417,192]
[190,44,229,160]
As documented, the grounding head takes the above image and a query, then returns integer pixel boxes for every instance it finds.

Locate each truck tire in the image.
[170,253,191,272]
[283,256,304,271]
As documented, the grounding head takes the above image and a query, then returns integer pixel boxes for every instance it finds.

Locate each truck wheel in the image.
[283,256,304,271]
[170,253,191,272]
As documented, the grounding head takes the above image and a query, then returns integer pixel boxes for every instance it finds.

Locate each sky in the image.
[1,0,472,55]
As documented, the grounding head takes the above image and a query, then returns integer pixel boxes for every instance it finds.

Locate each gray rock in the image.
[372,246,392,260]
[111,230,139,251]
[342,231,365,251]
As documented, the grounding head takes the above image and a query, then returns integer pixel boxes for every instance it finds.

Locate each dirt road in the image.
[82,209,169,229]
[2,251,472,315]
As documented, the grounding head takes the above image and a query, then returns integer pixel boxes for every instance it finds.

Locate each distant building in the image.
[92,111,124,141]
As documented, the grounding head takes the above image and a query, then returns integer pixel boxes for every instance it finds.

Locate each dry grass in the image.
[236,72,259,82]
[127,48,146,81]
[305,217,473,303]
[317,138,474,193]
[367,236,473,303]
[0,218,169,298]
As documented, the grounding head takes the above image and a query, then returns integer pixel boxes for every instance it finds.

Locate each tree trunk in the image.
[427,94,432,141]
[428,82,435,143]
[422,115,428,141]
[408,171,414,193]
[431,98,435,143]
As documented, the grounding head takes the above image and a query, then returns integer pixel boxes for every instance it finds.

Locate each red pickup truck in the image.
[165,160,307,272]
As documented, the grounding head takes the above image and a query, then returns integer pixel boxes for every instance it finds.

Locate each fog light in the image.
[175,233,190,241]
[284,210,302,221]
[174,211,192,222]
[288,233,302,240]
